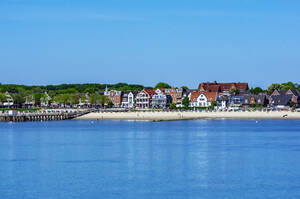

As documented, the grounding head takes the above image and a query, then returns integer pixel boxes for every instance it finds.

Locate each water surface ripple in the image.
[1,120,300,199]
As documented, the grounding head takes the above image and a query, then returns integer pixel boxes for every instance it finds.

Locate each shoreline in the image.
[75,111,300,121]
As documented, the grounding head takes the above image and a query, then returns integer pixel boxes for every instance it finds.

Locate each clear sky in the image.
[0,0,299,89]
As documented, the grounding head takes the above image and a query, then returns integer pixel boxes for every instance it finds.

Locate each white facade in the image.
[152,89,171,108]
[136,90,151,109]
[190,94,211,107]
[122,92,135,108]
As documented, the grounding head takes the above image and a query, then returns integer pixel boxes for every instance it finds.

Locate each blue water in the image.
[1,120,300,199]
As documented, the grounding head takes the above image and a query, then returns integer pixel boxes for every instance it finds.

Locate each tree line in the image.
[0,82,299,107]
[0,83,147,94]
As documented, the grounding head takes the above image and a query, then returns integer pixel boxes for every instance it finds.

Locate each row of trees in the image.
[248,82,299,95]
[0,92,111,107]
[0,83,147,94]
[0,82,189,94]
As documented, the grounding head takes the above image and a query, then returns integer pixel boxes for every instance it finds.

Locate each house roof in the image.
[190,92,201,102]
[243,94,266,105]
[205,92,218,102]
[272,89,300,97]
[218,95,229,101]
[144,89,156,96]
[270,95,292,106]
[288,90,300,97]
[189,92,217,102]
[198,82,249,92]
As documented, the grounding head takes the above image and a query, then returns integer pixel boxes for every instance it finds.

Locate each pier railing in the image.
[0,110,90,122]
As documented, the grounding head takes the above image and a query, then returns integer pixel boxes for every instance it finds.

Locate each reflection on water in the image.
[1,120,300,199]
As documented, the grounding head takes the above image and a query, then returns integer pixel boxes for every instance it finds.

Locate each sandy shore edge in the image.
[75,111,300,121]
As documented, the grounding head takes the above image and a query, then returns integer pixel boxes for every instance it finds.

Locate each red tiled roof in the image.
[144,89,157,96]
[190,91,217,102]
[190,92,201,102]
[205,92,218,102]
[198,82,248,92]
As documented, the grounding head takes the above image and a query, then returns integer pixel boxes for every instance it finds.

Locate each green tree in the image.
[181,86,189,90]
[281,82,296,90]
[0,93,6,103]
[69,94,79,105]
[267,83,281,93]
[84,87,96,94]
[290,101,297,108]
[230,89,240,95]
[54,94,68,105]
[54,94,78,106]
[209,100,217,109]
[48,90,56,98]
[90,93,101,105]
[249,87,264,95]
[169,103,176,109]
[34,93,42,106]
[154,82,171,89]
[182,96,190,108]
[12,93,25,107]
[99,95,109,106]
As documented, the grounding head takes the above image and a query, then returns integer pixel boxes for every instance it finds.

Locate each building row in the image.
[103,82,300,109]
[103,87,185,109]
[1,82,300,109]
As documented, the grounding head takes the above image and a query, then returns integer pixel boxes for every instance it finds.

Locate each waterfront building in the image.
[164,87,185,105]
[152,89,172,109]
[136,89,156,109]
[228,95,244,108]
[198,81,249,96]
[269,95,293,109]
[122,91,137,108]
[216,95,230,110]
[270,89,300,106]
[107,90,122,107]
[242,94,267,107]
[189,92,218,107]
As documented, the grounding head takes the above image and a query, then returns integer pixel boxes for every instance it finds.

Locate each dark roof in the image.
[243,95,266,105]
[270,95,292,106]
[289,90,300,97]
[218,95,229,101]
[272,89,300,97]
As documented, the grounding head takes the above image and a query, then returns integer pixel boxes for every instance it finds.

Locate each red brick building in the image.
[198,82,249,94]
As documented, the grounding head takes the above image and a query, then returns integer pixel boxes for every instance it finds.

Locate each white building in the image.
[122,91,137,108]
[136,89,156,109]
[189,92,218,108]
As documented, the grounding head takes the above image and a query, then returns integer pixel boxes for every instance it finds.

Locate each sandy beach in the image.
[76,111,300,121]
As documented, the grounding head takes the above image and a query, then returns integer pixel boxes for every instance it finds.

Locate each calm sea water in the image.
[1,120,300,199]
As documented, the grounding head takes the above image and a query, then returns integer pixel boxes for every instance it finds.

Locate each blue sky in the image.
[0,0,300,88]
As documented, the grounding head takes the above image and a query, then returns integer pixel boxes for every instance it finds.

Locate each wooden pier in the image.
[0,110,90,122]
